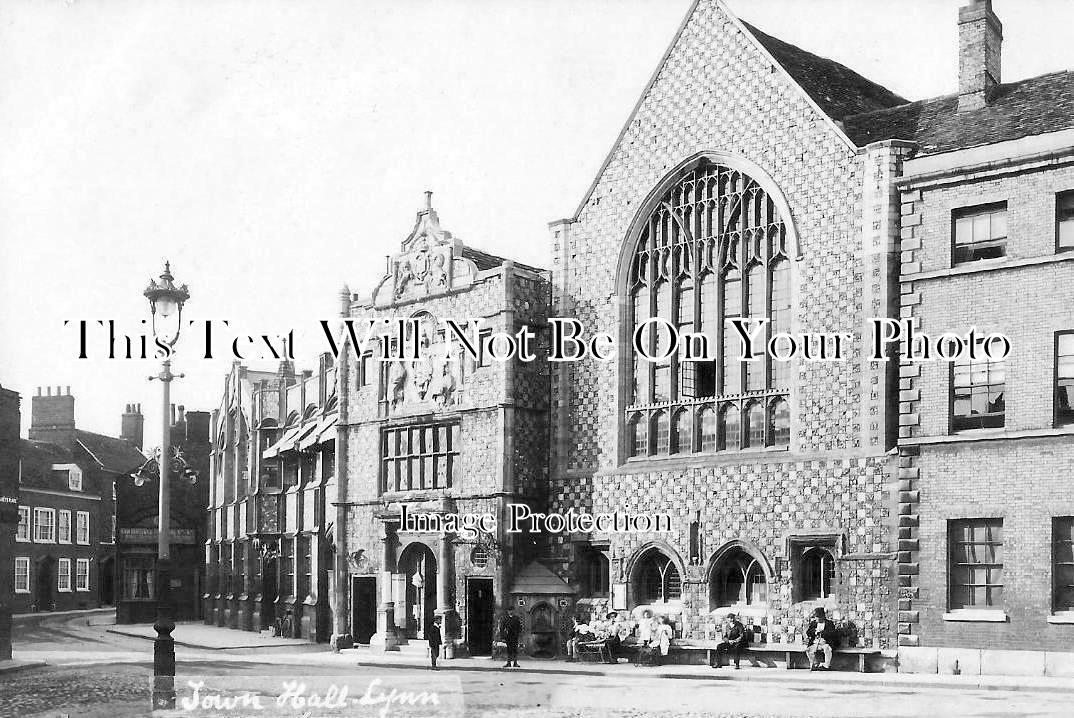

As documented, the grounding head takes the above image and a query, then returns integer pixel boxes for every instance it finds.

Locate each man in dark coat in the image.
[427,616,443,670]
[806,607,839,671]
[710,612,749,669]
[499,605,523,668]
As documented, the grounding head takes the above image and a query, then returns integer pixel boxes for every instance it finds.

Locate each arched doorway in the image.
[709,546,769,609]
[630,548,682,606]
[398,543,436,640]
[35,556,55,611]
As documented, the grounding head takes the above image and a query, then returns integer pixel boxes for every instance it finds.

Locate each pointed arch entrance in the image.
[708,544,770,610]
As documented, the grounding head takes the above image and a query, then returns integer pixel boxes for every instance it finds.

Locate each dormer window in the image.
[52,463,83,492]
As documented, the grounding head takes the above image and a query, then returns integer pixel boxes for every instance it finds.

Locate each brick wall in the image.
[896,159,1074,650]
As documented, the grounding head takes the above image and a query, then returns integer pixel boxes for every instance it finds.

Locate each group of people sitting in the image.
[564,611,676,665]
[565,606,840,671]
[710,606,839,670]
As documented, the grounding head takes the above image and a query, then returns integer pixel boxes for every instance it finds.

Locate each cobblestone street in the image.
[4,612,1074,718]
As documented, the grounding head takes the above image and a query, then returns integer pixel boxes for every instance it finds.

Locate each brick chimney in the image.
[28,386,76,445]
[957,0,1002,111]
[121,402,144,449]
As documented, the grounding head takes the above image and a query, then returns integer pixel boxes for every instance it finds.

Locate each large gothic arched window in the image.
[626,161,793,457]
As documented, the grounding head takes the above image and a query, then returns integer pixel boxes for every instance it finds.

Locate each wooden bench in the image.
[577,640,613,663]
[671,640,881,672]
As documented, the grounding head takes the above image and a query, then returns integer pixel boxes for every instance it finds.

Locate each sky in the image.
[1,0,1072,443]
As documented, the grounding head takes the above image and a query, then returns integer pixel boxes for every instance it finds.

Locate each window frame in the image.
[635,552,682,604]
[623,161,793,461]
[1057,190,1074,253]
[16,505,30,542]
[951,201,1008,266]
[57,557,72,592]
[75,511,91,545]
[798,546,837,602]
[579,548,610,598]
[710,548,769,609]
[950,343,1006,432]
[58,509,72,544]
[380,421,460,493]
[33,507,56,543]
[947,518,1004,611]
[1055,330,1074,427]
[1053,516,1074,614]
[75,558,90,592]
[14,557,30,593]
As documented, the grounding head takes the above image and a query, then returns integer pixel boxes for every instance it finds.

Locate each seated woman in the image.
[654,616,674,666]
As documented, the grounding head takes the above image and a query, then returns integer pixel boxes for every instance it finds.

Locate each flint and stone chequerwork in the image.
[200,0,1074,675]
[205,358,339,642]
[330,194,552,655]
[544,0,904,661]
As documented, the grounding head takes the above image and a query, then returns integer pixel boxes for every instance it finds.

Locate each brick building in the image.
[837,0,1074,676]
[544,0,909,660]
[115,404,210,624]
[0,383,20,660]
[13,387,144,613]
[331,195,551,656]
[205,358,339,643]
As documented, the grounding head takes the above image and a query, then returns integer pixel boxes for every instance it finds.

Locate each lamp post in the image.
[142,261,190,711]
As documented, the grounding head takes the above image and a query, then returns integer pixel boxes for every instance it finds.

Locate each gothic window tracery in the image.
[626,161,793,457]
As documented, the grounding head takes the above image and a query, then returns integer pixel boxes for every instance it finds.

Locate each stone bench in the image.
[671,640,881,672]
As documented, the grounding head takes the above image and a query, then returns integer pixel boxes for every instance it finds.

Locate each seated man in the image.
[709,612,748,669]
[565,616,585,661]
[602,612,624,663]
[805,607,839,671]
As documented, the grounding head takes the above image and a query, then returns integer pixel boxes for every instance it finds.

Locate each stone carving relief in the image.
[392,192,457,302]
[386,316,467,413]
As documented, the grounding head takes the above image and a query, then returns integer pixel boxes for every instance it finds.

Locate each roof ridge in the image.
[843,68,1074,125]
[740,21,908,106]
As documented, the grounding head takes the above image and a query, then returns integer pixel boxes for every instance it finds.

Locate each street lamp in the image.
[142,260,190,711]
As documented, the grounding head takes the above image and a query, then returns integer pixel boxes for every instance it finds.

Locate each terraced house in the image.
[15,387,144,613]
[842,0,1074,678]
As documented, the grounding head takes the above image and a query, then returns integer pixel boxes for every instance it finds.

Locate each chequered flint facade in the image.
[332,199,551,654]
[200,0,1074,673]
[545,0,902,655]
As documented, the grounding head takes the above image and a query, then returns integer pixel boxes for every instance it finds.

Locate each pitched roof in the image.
[741,22,908,122]
[461,246,546,275]
[509,561,576,595]
[19,439,75,490]
[74,430,146,474]
[842,71,1074,154]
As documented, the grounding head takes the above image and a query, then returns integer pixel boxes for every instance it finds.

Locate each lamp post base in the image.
[153,560,176,710]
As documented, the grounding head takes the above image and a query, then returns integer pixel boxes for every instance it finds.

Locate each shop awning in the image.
[262,424,304,459]
[298,414,338,451]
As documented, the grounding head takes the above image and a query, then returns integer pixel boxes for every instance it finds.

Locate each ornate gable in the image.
[376,192,477,306]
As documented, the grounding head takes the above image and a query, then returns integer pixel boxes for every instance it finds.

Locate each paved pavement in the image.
[5,612,1074,718]
[104,619,323,651]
